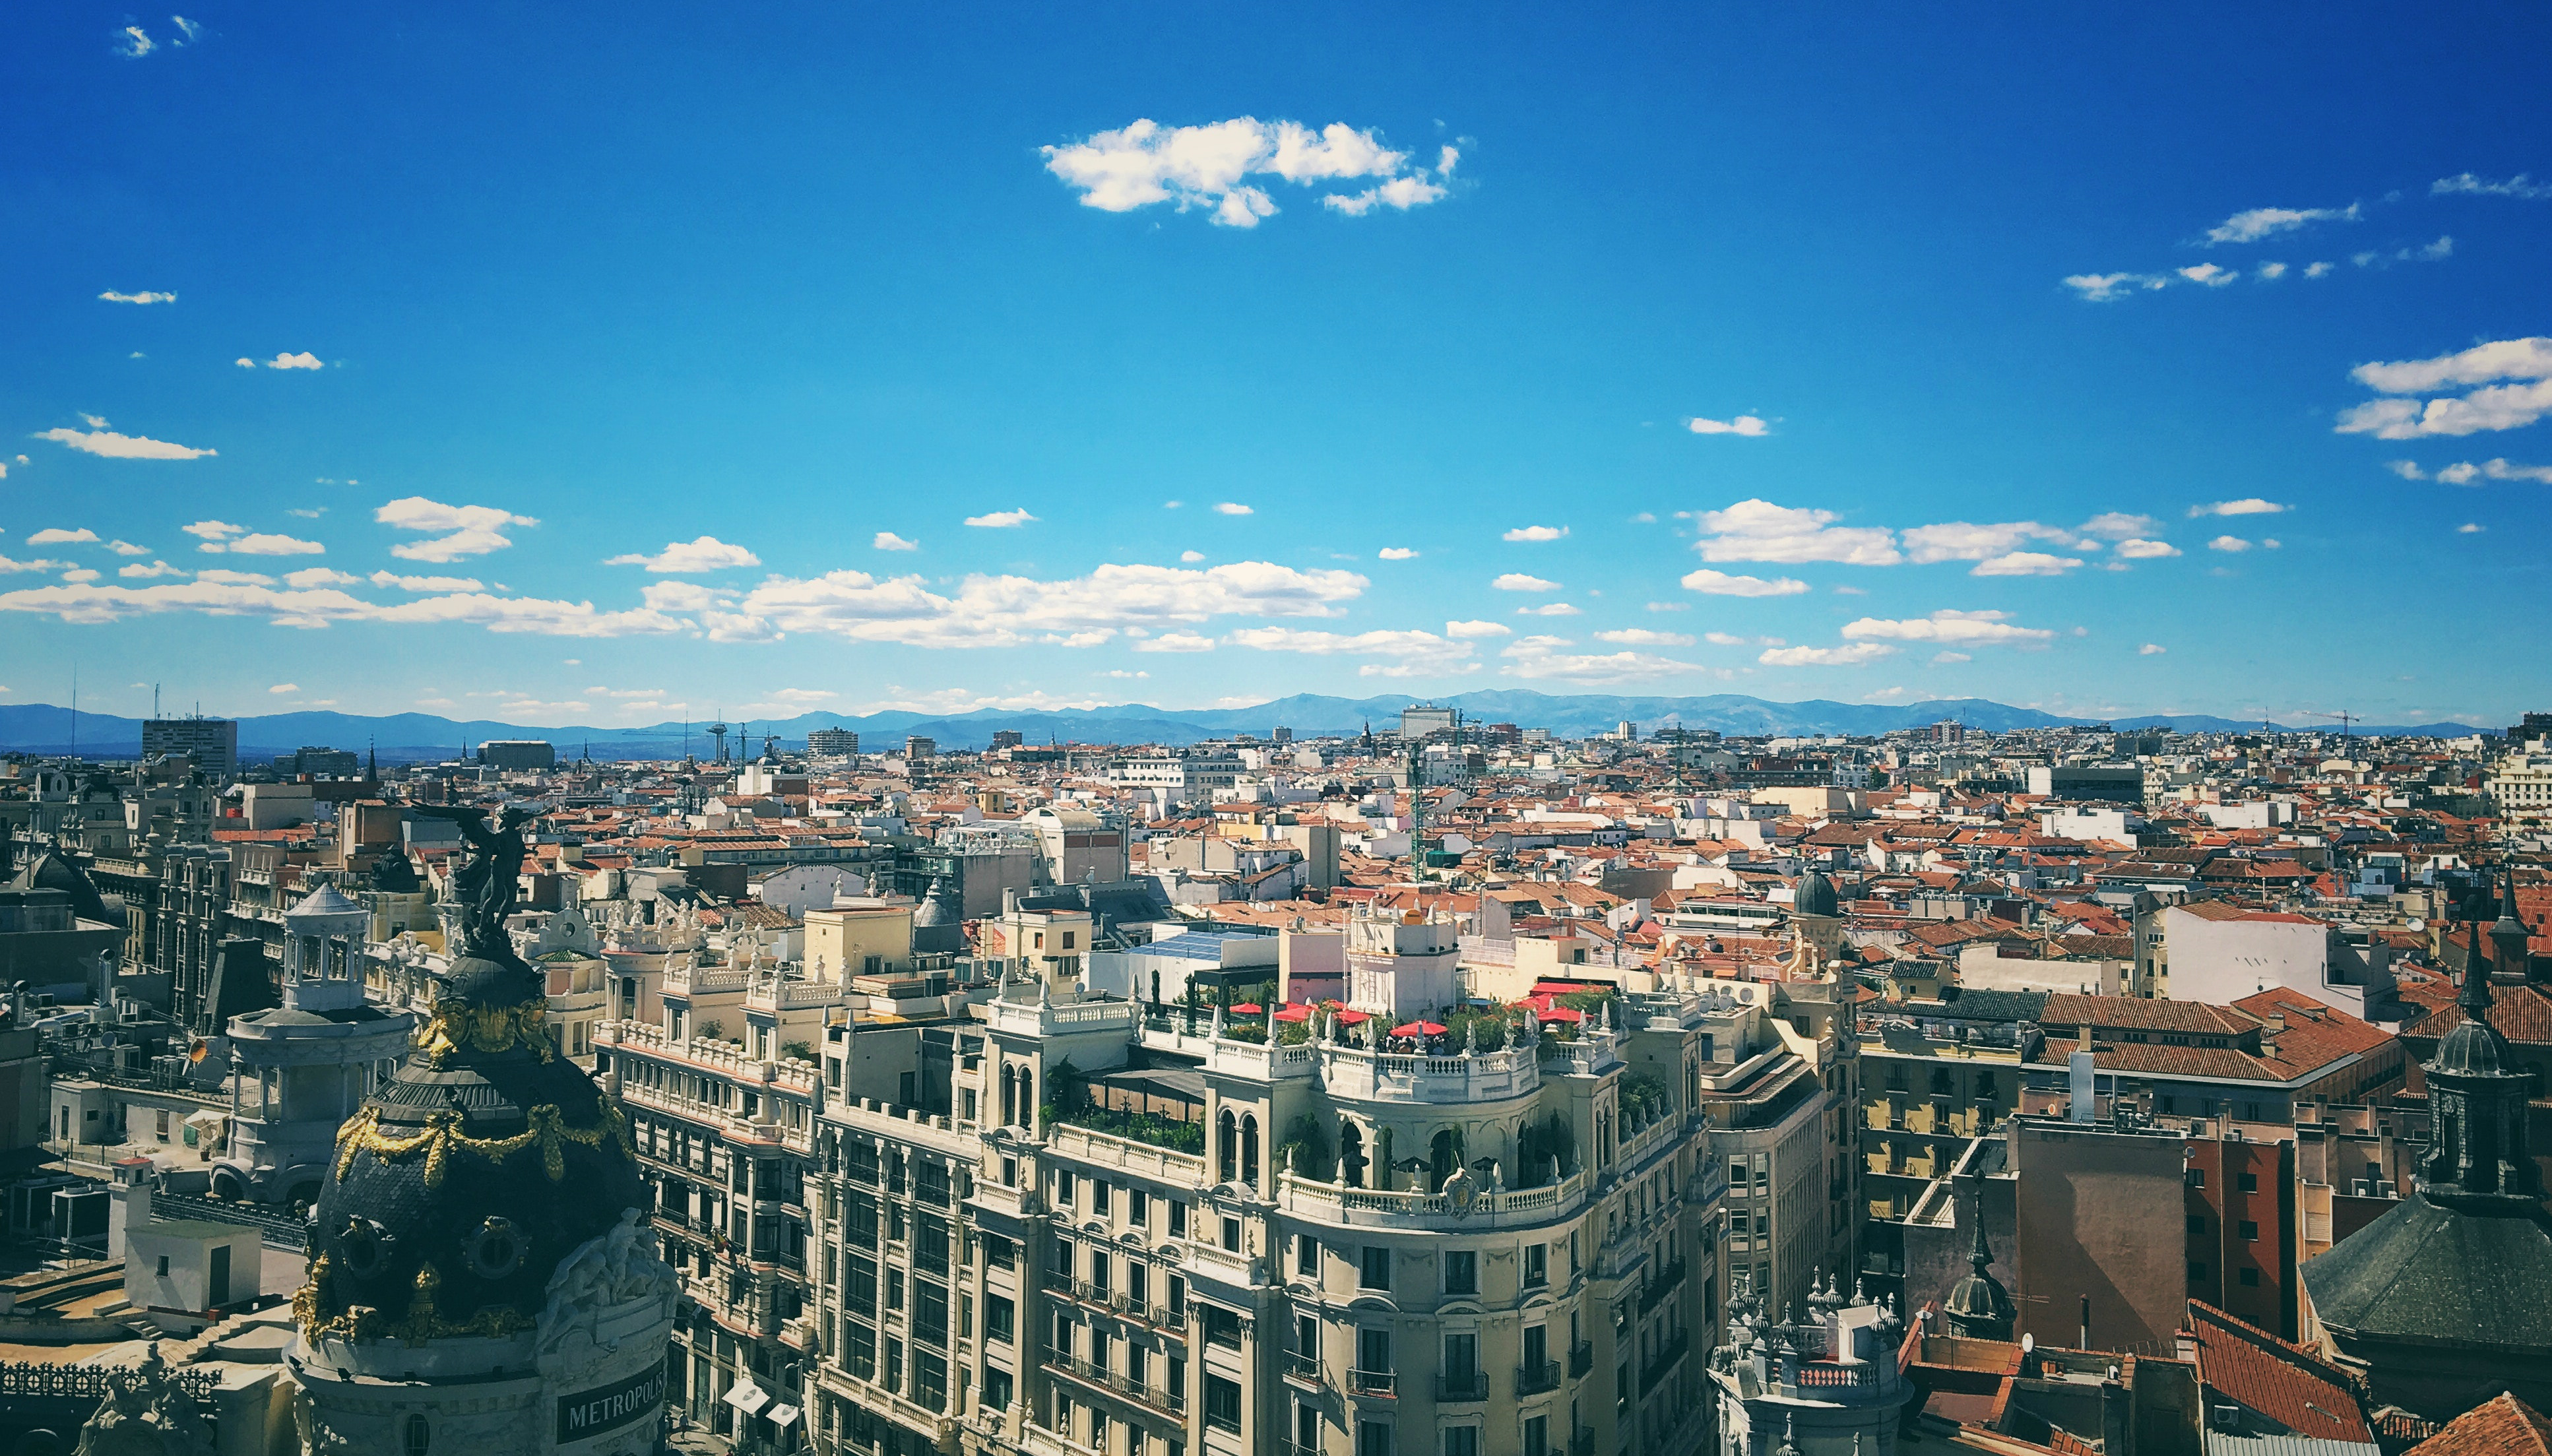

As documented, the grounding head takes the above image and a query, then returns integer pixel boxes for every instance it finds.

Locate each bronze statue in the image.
[415,804,535,958]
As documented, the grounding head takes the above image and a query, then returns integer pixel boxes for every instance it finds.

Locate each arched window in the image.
[1429,1128,1462,1192]
[1000,1065,1017,1128]
[1217,1110,1238,1184]
[1020,1069,1035,1123]
[1340,1120,1366,1188]
[402,1414,431,1456]
[1241,1115,1261,1189]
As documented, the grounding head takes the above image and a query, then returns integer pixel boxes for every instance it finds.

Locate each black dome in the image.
[1795,869,1840,920]
[2433,1015,2511,1075]
[303,948,641,1343]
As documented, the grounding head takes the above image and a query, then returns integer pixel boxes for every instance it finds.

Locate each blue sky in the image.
[5,3,2547,729]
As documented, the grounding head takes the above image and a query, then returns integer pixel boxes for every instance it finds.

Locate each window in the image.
[1221,1217,1242,1252]
[887,1269,904,1311]
[845,1319,877,1377]
[2237,1171,2258,1194]
[1524,1414,1549,1456]
[156,1255,170,1277]
[1296,1233,1320,1275]
[914,1281,950,1346]
[1167,1275,1186,1316]
[1058,1171,1077,1205]
[915,1351,948,1410]
[1445,1429,1480,1456]
[2238,1220,2259,1242]
[986,1234,1016,1271]
[1052,1238,1075,1275]
[1359,1420,1395,1456]
[2238,1267,2260,1287]
[1128,1262,1148,1310]
[1361,1247,1392,1290]
[403,1414,431,1456]
[1358,1326,1391,1376]
[1523,1244,1548,1288]
[1093,1180,1112,1218]
[1129,1189,1149,1228]
[2188,1168,2204,1187]
[1205,1376,1243,1433]
[1170,1201,1189,1238]
[1444,1250,1477,1295]
[987,1294,1015,1343]
[984,1367,1013,1411]
[1205,1306,1244,1349]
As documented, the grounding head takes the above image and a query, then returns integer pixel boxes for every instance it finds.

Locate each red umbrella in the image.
[1334,1009,1371,1025]
[1537,1005,1584,1023]
[1391,1020,1448,1037]
[1232,1003,1264,1015]
[1273,1003,1313,1023]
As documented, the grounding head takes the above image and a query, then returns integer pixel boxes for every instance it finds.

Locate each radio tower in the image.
[707,718,730,765]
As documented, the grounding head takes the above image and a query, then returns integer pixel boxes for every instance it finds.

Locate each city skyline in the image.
[6,4,2549,729]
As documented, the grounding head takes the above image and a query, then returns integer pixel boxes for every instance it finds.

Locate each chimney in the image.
[2068,1046,2096,1124]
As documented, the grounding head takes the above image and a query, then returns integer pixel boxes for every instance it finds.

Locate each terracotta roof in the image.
[2408,1393,2552,1456]
[2182,1300,2372,1445]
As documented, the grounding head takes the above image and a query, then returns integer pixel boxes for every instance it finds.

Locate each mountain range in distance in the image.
[0,691,2490,763]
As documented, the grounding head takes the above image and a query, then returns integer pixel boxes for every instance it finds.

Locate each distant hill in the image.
[0,693,2488,762]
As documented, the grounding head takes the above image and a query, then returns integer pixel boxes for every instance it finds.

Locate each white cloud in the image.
[1493,573,1562,592]
[197,532,323,556]
[2138,643,2167,655]
[1500,635,1699,684]
[1514,602,1581,617]
[0,556,63,574]
[1702,632,1746,646]
[2306,261,2335,278]
[1595,629,1694,647]
[2472,457,2552,484]
[1930,651,1970,663]
[117,26,155,57]
[99,290,176,304]
[1692,499,1899,565]
[1502,524,1567,542]
[369,570,484,592]
[2078,512,2157,539]
[1133,631,1217,654]
[269,683,297,694]
[1041,117,1448,228]
[1228,626,1479,678]
[1760,643,1896,667]
[2206,203,2358,245]
[2336,336,2552,439]
[287,507,325,518]
[2258,262,2288,280]
[1378,547,1419,559]
[2189,498,2287,517]
[1900,520,2084,567]
[254,352,324,370]
[605,536,761,573]
[2063,272,2169,302]
[2458,522,2485,534]
[2434,172,2552,199]
[1971,550,2084,577]
[1645,601,1690,612]
[27,528,100,546]
[1840,609,2054,647]
[2419,236,2454,260]
[2386,460,2427,480]
[375,496,539,561]
[874,532,919,552]
[196,569,274,586]
[1679,567,1810,597]
[1213,502,1253,516]
[2262,538,2281,550]
[182,520,241,540]
[1162,500,1183,509]
[2208,535,2253,552]
[32,423,214,459]
[1686,414,1770,437]
[726,559,1365,649]
[59,568,98,583]
[286,568,361,588]
[1180,550,1206,563]
[2177,263,2237,286]
[1444,619,1510,638]
[2435,462,2479,484]
[964,508,1038,528]
[2114,538,2181,559]
[118,560,182,579]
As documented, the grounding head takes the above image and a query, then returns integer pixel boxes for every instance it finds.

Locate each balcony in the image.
[1568,1342,1594,1378]
[1640,1260,1688,1314]
[1436,1370,1488,1402]
[1349,1368,1397,1398]
[1516,1361,1562,1397]
[1284,1350,1322,1388]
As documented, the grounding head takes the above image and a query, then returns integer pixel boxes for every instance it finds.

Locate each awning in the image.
[767,1404,802,1429]
[724,1379,771,1416]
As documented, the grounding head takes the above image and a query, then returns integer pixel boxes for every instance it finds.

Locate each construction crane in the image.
[2310,710,2359,742]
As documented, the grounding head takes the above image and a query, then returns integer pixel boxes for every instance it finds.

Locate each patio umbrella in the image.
[1273,1004,1314,1023]
[1232,1003,1264,1015]
[1334,1009,1372,1025]
[1391,1020,1448,1037]
[1537,1005,1585,1023]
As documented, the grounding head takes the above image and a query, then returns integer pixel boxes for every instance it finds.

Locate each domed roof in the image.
[9,847,119,926]
[284,882,366,923]
[2433,921,2518,1078]
[1795,868,1840,919]
[302,943,643,1347]
[1943,1197,2014,1338]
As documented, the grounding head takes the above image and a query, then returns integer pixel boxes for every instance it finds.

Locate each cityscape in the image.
[5,7,2551,1456]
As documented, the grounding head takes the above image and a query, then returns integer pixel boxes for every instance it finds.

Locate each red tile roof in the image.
[2408,1392,2552,1456]
[2182,1300,2372,1444]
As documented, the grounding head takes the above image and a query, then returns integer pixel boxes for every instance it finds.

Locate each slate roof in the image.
[2406,1392,2552,1456]
[2299,1191,2552,1354]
